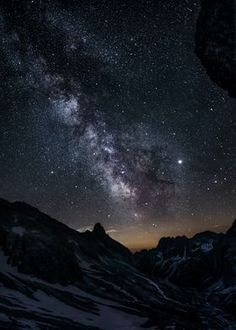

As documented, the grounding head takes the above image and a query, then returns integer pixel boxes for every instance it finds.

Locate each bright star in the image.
[178,159,183,164]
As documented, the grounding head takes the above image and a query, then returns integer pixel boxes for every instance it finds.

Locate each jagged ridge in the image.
[0,198,236,329]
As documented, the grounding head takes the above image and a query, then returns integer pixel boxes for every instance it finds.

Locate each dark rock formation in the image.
[227,218,236,236]
[195,0,236,98]
[0,199,133,284]
[0,199,83,284]
[136,222,236,284]
[135,219,236,318]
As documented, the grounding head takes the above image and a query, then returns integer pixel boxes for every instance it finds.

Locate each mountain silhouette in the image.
[0,198,235,329]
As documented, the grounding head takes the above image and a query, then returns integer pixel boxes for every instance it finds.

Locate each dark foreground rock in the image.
[195,0,236,98]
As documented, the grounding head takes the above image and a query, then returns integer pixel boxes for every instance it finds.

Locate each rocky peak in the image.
[226,219,236,236]
[0,199,133,282]
[93,222,106,236]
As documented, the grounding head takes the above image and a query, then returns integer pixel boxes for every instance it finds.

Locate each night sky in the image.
[1,0,236,250]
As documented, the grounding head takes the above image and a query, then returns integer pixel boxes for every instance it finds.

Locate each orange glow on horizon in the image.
[108,219,231,252]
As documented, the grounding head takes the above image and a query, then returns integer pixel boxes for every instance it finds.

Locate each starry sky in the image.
[0,0,236,250]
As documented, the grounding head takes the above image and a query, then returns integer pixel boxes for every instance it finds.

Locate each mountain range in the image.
[0,198,235,329]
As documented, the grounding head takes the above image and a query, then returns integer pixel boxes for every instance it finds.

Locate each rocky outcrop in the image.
[227,218,236,236]
[0,199,133,285]
[0,199,83,284]
[195,0,236,98]
[135,219,236,318]
[136,221,236,285]
[81,222,133,262]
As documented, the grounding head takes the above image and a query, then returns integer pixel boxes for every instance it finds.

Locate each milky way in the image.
[0,0,235,248]
[49,79,183,222]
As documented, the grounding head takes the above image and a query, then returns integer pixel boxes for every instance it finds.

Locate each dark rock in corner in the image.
[226,218,236,236]
[195,0,236,98]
